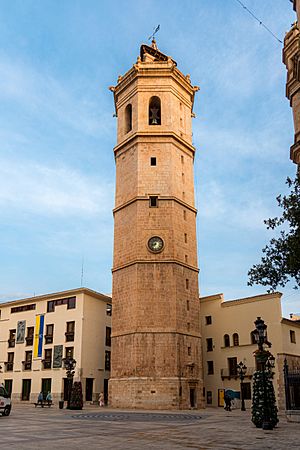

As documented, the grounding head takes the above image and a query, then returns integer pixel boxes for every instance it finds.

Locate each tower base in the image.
[109,377,204,410]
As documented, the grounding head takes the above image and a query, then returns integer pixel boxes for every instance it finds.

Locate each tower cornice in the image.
[113,196,197,215]
[113,131,196,157]
[111,259,199,274]
[110,59,199,115]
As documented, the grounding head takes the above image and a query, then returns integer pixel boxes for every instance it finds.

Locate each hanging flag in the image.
[33,315,44,358]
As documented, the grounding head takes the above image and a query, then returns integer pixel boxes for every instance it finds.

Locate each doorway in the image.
[21,379,31,401]
[86,378,93,402]
[4,380,13,396]
[63,378,69,401]
[41,378,52,400]
[190,388,196,408]
[104,379,109,405]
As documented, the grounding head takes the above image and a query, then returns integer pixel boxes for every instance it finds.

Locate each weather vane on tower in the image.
[148,24,160,45]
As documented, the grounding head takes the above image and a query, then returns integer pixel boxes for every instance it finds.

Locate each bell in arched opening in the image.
[149,96,161,125]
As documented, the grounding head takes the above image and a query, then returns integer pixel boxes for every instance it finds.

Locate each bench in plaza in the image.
[33,401,53,408]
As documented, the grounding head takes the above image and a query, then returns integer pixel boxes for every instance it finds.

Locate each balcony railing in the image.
[25,337,33,346]
[8,339,15,348]
[42,360,52,369]
[44,335,53,344]
[4,362,14,372]
[221,367,256,380]
[65,332,74,342]
[22,361,32,371]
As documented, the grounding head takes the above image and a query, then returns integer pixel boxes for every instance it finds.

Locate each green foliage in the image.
[248,175,300,291]
[251,370,278,428]
[69,381,83,410]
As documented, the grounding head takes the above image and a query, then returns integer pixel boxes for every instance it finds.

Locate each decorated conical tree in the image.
[69,381,83,410]
[251,369,278,428]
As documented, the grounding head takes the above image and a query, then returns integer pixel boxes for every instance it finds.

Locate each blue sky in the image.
[0,0,298,317]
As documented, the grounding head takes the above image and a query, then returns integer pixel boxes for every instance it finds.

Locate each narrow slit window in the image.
[184,233,187,243]
[149,196,158,207]
[185,279,189,289]
[149,96,161,125]
[150,157,157,166]
[125,104,132,133]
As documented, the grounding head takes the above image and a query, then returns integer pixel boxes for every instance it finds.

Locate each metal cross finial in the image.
[148,24,160,41]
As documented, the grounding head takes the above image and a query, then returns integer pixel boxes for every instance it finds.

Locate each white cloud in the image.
[0,158,114,217]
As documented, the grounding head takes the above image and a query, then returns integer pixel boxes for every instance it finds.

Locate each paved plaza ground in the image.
[1,404,299,450]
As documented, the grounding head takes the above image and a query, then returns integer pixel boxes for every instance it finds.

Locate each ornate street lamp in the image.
[62,357,76,409]
[252,317,278,430]
[237,361,247,411]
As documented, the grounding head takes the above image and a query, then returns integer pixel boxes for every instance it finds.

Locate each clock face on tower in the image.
[148,236,164,253]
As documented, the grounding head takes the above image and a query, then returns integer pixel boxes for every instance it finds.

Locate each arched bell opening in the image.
[149,96,161,125]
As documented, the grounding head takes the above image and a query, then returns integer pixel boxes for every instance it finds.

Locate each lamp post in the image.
[252,317,277,430]
[62,357,76,409]
[237,361,247,411]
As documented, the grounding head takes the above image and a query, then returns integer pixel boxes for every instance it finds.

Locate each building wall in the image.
[283,2,300,166]
[200,292,300,410]
[0,289,111,404]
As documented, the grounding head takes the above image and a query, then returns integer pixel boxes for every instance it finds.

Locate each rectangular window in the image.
[23,351,32,370]
[205,316,212,325]
[65,347,74,359]
[43,349,52,369]
[45,324,54,344]
[47,296,76,312]
[290,330,296,343]
[11,304,36,314]
[188,346,191,356]
[206,338,213,352]
[185,255,188,263]
[67,297,76,309]
[149,196,158,207]
[228,357,237,376]
[185,279,189,290]
[8,329,16,348]
[106,327,111,347]
[6,352,14,371]
[47,301,54,313]
[106,304,112,316]
[105,350,111,371]
[65,321,75,342]
[184,233,187,243]
[207,361,214,375]
[181,155,184,164]
[187,322,190,331]
[150,157,156,166]
[186,300,190,311]
[183,210,187,220]
[25,327,34,346]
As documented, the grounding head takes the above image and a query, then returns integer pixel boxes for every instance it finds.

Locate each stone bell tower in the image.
[109,40,203,409]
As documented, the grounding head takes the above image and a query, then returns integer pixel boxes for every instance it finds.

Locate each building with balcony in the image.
[201,292,300,410]
[0,288,112,404]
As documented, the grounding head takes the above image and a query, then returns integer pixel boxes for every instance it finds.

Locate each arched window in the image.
[224,334,230,347]
[125,104,132,133]
[149,96,161,125]
[233,333,239,346]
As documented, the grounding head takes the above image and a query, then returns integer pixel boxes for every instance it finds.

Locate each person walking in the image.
[224,393,232,411]
[99,392,104,407]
